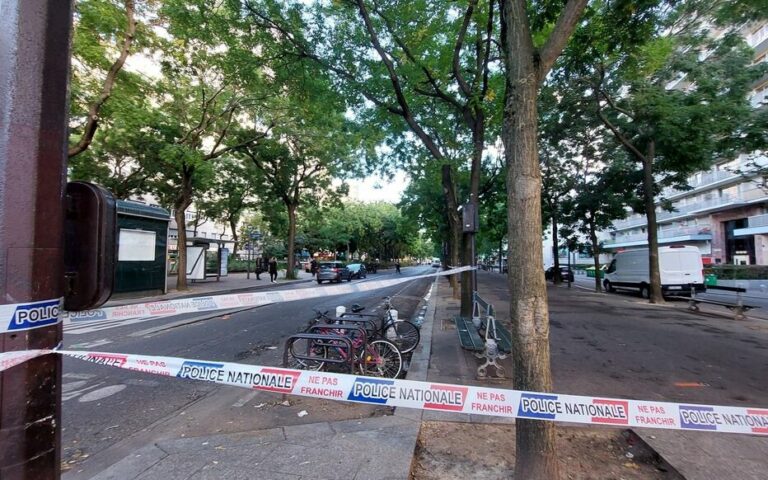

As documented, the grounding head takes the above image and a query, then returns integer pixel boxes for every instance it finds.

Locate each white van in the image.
[603,246,704,298]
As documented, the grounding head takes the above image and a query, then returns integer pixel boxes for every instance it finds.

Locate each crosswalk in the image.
[64,315,163,335]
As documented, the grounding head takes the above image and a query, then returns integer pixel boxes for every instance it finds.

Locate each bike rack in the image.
[283,333,355,373]
[336,314,379,335]
[307,324,368,349]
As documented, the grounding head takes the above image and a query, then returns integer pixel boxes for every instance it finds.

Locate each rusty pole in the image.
[0,1,74,478]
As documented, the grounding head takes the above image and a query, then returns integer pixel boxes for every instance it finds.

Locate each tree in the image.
[498,0,589,477]
[68,0,149,158]
[145,0,278,289]
[539,87,579,284]
[566,1,768,302]
[238,136,341,279]
[246,0,504,316]
[197,157,261,256]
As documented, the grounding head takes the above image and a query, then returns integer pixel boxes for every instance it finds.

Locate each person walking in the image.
[395,260,401,274]
[268,257,278,283]
[310,258,318,277]
[254,257,262,280]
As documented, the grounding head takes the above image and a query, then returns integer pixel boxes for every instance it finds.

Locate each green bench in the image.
[454,293,511,378]
[455,316,485,351]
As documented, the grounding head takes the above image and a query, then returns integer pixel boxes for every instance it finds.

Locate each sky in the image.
[345,171,409,204]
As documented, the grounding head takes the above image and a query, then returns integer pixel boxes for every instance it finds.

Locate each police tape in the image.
[0,298,62,335]
[1,348,766,436]
[0,266,473,334]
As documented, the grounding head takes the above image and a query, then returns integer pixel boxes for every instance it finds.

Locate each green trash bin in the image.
[704,274,717,286]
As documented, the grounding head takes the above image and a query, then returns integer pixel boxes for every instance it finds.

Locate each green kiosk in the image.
[115,201,170,295]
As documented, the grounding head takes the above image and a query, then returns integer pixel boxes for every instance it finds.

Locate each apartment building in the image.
[603,21,768,266]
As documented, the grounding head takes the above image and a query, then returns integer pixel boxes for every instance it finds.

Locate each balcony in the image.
[611,193,754,232]
[605,225,713,249]
[734,213,768,237]
[748,213,768,228]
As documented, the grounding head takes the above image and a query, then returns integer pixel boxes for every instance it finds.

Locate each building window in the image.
[748,23,768,47]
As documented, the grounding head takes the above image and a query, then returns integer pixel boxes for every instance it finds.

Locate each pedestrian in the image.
[254,257,262,280]
[310,258,318,277]
[395,261,401,274]
[268,257,278,283]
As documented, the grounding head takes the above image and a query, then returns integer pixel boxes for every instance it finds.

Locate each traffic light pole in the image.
[0,1,73,478]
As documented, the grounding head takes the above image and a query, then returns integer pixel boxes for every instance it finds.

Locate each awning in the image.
[733,226,768,237]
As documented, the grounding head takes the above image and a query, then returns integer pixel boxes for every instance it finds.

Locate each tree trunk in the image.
[501,29,561,480]
[588,214,602,293]
[642,140,663,303]
[499,237,504,273]
[442,164,461,299]
[551,216,562,284]
[174,172,194,290]
[229,217,239,257]
[286,203,297,280]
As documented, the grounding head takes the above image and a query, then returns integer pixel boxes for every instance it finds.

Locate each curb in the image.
[104,278,316,308]
[625,430,686,479]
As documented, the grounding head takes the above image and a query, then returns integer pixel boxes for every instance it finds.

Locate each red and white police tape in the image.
[0,266,473,334]
[1,348,766,436]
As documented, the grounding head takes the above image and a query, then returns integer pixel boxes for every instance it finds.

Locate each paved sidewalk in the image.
[105,270,318,307]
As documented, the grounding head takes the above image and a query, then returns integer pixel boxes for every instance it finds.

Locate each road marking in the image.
[78,385,127,403]
[69,339,113,349]
[674,382,709,388]
[128,308,245,338]
[232,391,259,408]
[62,380,88,393]
[63,373,96,380]
[62,382,105,401]
[64,316,155,334]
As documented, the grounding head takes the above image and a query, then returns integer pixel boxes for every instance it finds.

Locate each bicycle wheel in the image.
[360,340,402,378]
[383,320,420,353]
[286,338,327,371]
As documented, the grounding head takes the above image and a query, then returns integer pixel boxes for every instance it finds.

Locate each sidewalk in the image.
[106,270,317,307]
[74,271,767,480]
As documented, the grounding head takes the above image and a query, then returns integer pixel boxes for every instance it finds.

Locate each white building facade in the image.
[604,21,768,265]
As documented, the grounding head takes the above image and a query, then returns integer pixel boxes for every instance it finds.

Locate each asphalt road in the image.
[544,277,768,406]
[570,273,768,313]
[61,266,435,479]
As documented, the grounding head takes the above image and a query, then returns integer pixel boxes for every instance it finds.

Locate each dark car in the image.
[316,261,352,283]
[545,266,574,282]
[346,263,367,279]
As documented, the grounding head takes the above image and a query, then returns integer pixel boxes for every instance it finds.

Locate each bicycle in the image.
[286,310,403,378]
[335,297,421,354]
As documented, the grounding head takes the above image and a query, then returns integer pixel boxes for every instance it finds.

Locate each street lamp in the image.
[245,228,262,279]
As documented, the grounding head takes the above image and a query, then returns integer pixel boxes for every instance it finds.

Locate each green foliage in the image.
[296,200,423,260]
[561,0,768,202]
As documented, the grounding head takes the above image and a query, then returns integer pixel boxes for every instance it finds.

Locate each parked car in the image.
[316,261,352,283]
[346,263,367,279]
[545,266,574,282]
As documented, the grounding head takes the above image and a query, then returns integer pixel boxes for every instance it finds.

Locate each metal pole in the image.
[247,245,251,279]
[0,1,73,477]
